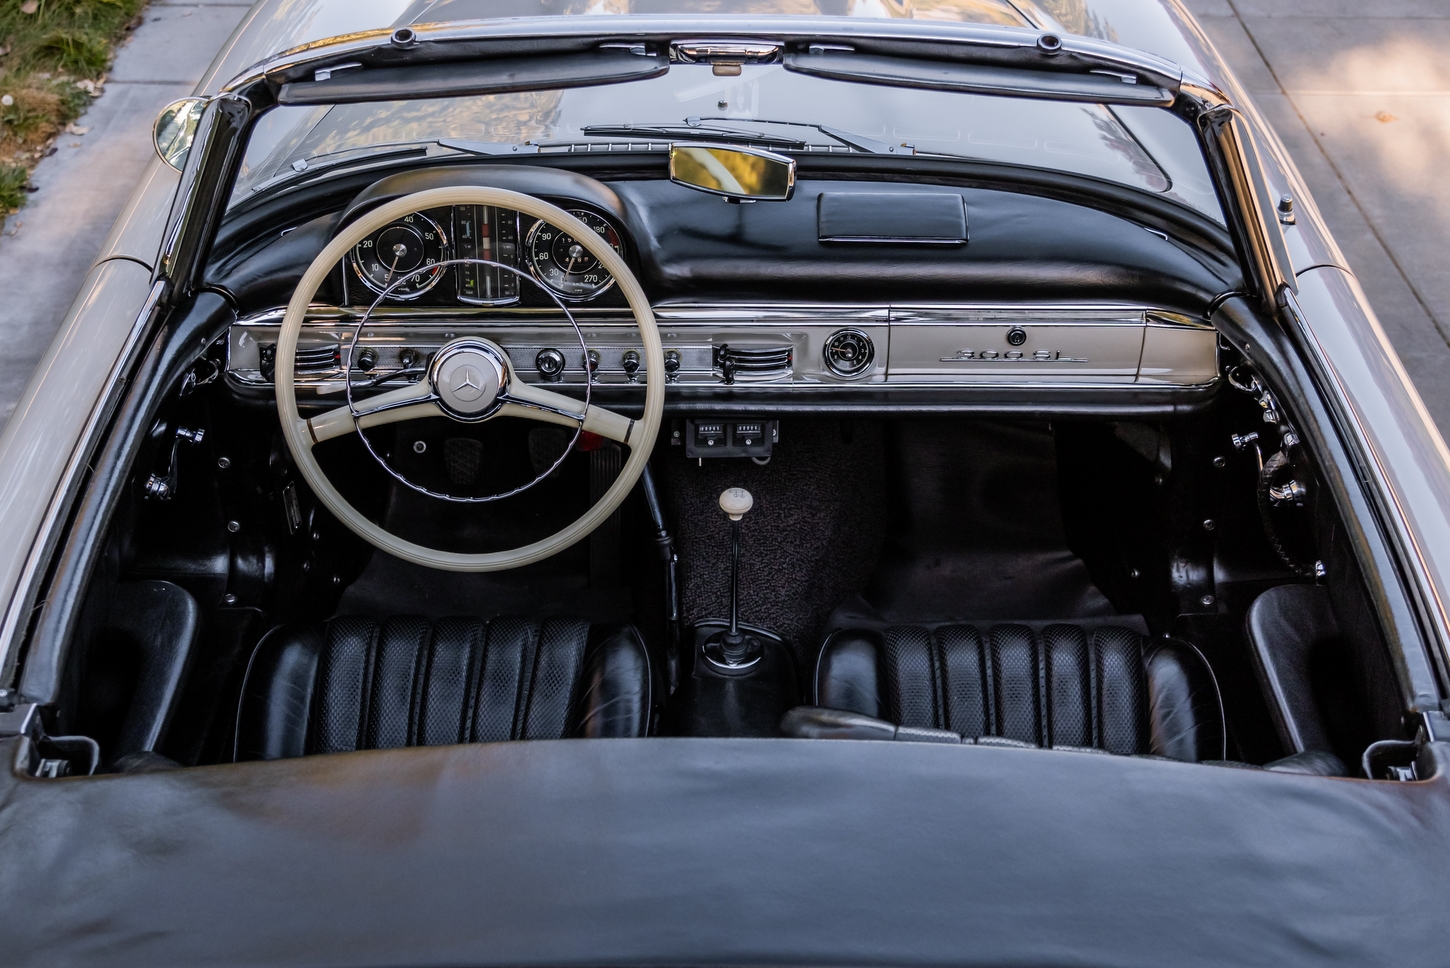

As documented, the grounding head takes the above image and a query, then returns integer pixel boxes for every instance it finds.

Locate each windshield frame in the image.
[228,92,1219,223]
[162,16,1291,316]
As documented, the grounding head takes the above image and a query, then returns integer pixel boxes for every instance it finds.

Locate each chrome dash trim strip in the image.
[238,301,1212,327]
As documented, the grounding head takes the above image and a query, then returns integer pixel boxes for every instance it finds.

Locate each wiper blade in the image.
[579,123,809,149]
[684,116,915,155]
[289,143,432,175]
[250,143,436,194]
[438,139,541,156]
[247,140,538,196]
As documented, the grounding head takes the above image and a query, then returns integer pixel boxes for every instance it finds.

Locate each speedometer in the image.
[351,212,447,299]
[525,210,622,300]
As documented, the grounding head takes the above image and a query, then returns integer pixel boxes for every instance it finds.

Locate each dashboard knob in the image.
[663,350,681,382]
[353,348,378,372]
[535,347,566,381]
[621,350,641,381]
[823,329,875,377]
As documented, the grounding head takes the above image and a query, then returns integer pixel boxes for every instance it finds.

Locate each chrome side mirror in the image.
[668,143,796,201]
[153,97,207,171]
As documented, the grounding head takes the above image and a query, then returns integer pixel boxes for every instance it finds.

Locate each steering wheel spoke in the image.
[307,381,440,445]
[499,381,635,444]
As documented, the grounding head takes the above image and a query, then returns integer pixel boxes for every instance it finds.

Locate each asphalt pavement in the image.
[0,0,1447,440]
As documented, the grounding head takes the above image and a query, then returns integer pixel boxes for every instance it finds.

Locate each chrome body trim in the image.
[1283,272,1450,706]
[0,278,166,686]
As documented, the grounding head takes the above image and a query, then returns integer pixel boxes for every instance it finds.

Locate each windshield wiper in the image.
[687,117,916,155]
[246,143,442,195]
[245,139,546,197]
[287,143,432,176]
[579,122,809,149]
[582,118,914,155]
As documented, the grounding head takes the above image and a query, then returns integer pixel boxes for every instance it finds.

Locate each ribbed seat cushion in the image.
[816,621,1224,761]
[235,616,651,761]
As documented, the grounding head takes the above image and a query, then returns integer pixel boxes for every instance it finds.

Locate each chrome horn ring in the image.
[342,257,592,504]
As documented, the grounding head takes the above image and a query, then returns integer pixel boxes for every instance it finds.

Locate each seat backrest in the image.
[816,622,1224,761]
[235,617,650,761]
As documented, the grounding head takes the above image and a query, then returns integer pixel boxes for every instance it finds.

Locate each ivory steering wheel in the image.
[275,187,664,572]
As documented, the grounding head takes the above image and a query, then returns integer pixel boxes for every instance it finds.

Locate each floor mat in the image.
[864,420,1114,622]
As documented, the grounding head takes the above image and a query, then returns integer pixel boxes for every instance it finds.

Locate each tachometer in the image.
[351,212,447,299]
[525,210,622,300]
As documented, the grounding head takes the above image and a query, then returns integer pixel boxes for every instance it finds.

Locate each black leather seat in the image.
[235,616,651,761]
[814,621,1225,761]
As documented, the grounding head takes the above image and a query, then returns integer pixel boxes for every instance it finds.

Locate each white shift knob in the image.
[719,487,754,521]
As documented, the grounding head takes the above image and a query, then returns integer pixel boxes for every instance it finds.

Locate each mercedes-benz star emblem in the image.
[451,366,486,402]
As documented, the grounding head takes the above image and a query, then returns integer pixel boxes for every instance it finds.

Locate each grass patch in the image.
[0,0,147,225]
[0,161,27,210]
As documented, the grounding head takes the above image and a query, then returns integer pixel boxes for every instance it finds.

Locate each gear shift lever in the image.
[703,487,763,671]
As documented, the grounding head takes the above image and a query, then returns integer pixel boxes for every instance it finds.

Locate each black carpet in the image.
[864,420,1114,622]
[333,418,1112,661]
[658,420,888,669]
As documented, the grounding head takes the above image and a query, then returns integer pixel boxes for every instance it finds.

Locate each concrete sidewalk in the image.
[0,0,250,426]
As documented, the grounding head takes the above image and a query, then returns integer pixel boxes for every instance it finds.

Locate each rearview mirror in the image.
[153,97,207,171]
[669,143,796,201]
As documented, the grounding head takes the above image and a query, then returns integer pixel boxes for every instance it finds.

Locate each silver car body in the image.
[0,0,1446,725]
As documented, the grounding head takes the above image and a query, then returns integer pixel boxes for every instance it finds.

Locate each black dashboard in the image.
[212,161,1241,414]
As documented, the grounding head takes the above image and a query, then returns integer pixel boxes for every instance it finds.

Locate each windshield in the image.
[233,65,1222,222]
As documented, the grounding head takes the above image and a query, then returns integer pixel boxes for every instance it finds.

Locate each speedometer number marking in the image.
[525,210,622,300]
[350,211,448,299]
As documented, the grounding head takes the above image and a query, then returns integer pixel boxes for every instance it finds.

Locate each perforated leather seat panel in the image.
[816,621,1225,761]
[235,616,651,761]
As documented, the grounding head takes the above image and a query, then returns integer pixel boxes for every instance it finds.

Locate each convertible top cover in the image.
[2,736,1448,967]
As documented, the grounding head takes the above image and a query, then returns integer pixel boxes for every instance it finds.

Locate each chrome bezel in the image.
[428,339,509,422]
[452,206,524,307]
[349,211,449,300]
[823,328,876,378]
[524,210,621,302]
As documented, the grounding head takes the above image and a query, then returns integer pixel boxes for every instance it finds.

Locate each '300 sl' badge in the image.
[939,348,1088,362]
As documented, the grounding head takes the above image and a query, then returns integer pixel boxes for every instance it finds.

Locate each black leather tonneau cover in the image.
[1,736,1446,967]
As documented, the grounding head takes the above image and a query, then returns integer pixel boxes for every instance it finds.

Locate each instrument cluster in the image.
[345,204,624,307]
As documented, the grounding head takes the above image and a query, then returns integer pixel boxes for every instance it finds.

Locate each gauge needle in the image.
[566,242,584,273]
[383,247,405,288]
